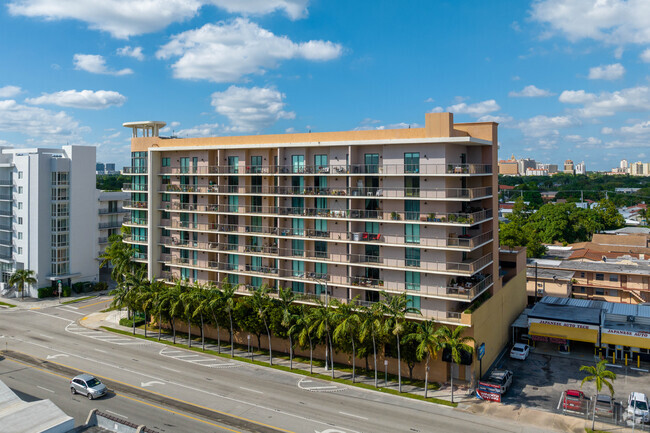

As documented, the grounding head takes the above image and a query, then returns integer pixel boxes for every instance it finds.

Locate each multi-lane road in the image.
[0,298,550,433]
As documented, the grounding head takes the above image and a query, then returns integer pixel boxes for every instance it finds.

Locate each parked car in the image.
[626,392,650,423]
[563,389,588,412]
[478,369,513,395]
[70,374,107,400]
[509,343,530,360]
[594,394,614,418]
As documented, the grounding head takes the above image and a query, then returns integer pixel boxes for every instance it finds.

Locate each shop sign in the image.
[476,389,501,402]
[531,335,548,342]
[529,318,598,331]
[602,328,650,339]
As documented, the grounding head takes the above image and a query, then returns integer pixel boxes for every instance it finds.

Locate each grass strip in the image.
[62,296,96,305]
[0,301,16,308]
[100,325,456,408]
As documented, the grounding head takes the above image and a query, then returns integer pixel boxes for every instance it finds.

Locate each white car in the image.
[509,343,530,360]
[626,392,650,423]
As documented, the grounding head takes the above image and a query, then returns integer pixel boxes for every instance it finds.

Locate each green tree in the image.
[123,267,148,335]
[580,359,616,429]
[168,279,186,344]
[144,280,165,339]
[406,320,442,398]
[359,302,385,388]
[291,305,316,374]
[250,285,274,365]
[309,299,336,378]
[235,296,265,359]
[8,269,37,299]
[206,283,225,353]
[332,298,361,383]
[190,282,210,351]
[437,325,475,403]
[381,292,420,392]
[220,280,237,357]
[99,227,137,286]
[277,287,296,369]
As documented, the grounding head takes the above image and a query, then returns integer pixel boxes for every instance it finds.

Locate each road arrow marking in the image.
[46,354,69,360]
[141,381,165,387]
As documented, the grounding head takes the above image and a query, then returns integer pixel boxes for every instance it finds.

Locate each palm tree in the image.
[250,285,273,365]
[144,280,165,339]
[333,298,361,383]
[8,269,37,299]
[381,291,420,392]
[109,283,130,315]
[278,287,296,369]
[155,283,176,341]
[206,283,224,353]
[359,302,385,388]
[220,280,237,357]
[168,279,186,344]
[437,325,475,403]
[123,267,148,335]
[291,305,315,374]
[180,282,200,348]
[407,320,442,398]
[193,282,211,351]
[99,227,137,286]
[309,299,336,378]
[580,359,616,429]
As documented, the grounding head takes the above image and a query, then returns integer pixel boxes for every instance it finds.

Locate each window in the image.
[292,281,305,293]
[251,216,262,232]
[292,218,304,236]
[365,221,379,234]
[17,187,22,194]
[609,274,618,282]
[406,271,420,291]
[292,176,304,194]
[314,154,328,171]
[292,239,304,256]
[291,155,305,173]
[179,157,190,174]
[315,198,327,209]
[162,193,170,202]
[17,247,22,254]
[580,272,585,278]
[228,234,238,250]
[17,217,22,224]
[609,289,618,296]
[17,232,22,240]
[404,152,420,173]
[595,288,605,296]
[292,260,305,277]
[251,256,262,272]
[162,157,170,167]
[17,202,22,210]
[315,262,327,279]
[595,273,604,281]
[405,224,420,243]
[228,156,239,173]
[227,254,239,271]
[405,248,420,267]
[404,176,420,197]
[18,171,23,179]
[228,195,238,213]
[406,295,421,311]
[315,241,327,258]
[364,154,379,173]
[315,219,327,236]
[250,156,262,173]
[404,200,420,221]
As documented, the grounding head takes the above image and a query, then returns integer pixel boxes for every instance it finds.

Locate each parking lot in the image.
[493,345,650,426]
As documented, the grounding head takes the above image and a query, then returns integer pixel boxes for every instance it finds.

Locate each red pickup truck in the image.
[563,390,588,412]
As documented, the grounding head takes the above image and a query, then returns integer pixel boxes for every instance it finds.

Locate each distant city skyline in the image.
[1,1,650,171]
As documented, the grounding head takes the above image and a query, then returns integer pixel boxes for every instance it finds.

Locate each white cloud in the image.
[74,54,133,76]
[508,85,553,98]
[614,47,624,59]
[0,99,81,138]
[117,46,144,61]
[424,97,435,103]
[588,63,625,80]
[176,122,221,137]
[621,120,650,135]
[7,0,202,39]
[430,106,444,113]
[208,0,309,20]
[156,18,342,83]
[354,119,420,131]
[25,89,126,109]
[515,115,579,137]
[0,86,22,98]
[285,127,295,133]
[560,86,650,117]
[531,0,650,45]
[477,115,514,124]
[601,127,614,134]
[211,86,295,132]
[446,99,500,117]
[641,48,650,63]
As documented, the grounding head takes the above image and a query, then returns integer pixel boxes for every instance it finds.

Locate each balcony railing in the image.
[123,200,148,209]
[123,217,147,226]
[161,184,492,200]
[123,235,148,243]
[98,221,123,229]
[133,252,148,260]
[156,163,492,176]
[0,210,11,217]
[0,194,12,201]
[99,208,126,214]
[122,183,148,192]
[0,180,12,186]
[98,237,108,244]
[122,167,148,174]
[349,253,493,275]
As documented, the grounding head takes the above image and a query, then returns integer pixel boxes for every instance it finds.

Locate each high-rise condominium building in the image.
[97,190,129,278]
[575,161,586,175]
[563,159,575,174]
[122,112,500,327]
[0,146,98,296]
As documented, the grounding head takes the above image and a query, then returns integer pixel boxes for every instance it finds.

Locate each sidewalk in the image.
[0,292,110,310]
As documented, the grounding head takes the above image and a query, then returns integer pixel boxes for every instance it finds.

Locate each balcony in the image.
[0,180,12,186]
[123,235,148,244]
[349,253,493,275]
[98,237,108,244]
[122,183,148,192]
[122,167,148,174]
[133,252,148,261]
[98,221,123,229]
[0,210,11,217]
[0,194,12,201]
[123,217,147,226]
[124,200,148,209]
[157,163,492,176]
[99,207,126,214]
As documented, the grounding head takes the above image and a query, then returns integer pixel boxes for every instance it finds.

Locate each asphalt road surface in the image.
[0,298,553,433]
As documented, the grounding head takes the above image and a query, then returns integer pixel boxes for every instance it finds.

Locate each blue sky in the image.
[1,0,649,171]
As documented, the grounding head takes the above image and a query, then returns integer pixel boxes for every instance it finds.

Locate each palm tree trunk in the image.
[289,335,293,370]
[264,319,272,366]
[200,314,205,351]
[308,335,313,374]
[188,316,192,348]
[450,363,454,403]
[424,355,430,399]
[132,310,136,335]
[172,318,176,344]
[328,332,334,379]
[372,334,378,388]
[351,338,356,383]
[212,313,221,354]
[397,333,402,393]
[144,308,147,338]
[229,312,234,357]
[158,312,161,341]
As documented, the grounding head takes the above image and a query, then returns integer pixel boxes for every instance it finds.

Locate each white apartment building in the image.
[575,161,586,175]
[0,146,98,297]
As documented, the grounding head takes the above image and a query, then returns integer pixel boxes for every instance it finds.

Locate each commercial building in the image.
[516,296,650,363]
[498,155,519,175]
[563,159,574,174]
[0,146,98,296]
[122,112,526,383]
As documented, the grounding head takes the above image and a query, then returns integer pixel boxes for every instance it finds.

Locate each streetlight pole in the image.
[534,261,538,304]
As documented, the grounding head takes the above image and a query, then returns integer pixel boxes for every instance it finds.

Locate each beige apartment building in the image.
[122,112,525,383]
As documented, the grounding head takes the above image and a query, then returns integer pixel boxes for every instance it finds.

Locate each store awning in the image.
[530,322,598,344]
[601,330,650,349]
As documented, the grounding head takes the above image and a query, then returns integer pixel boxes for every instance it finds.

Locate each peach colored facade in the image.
[123,112,501,327]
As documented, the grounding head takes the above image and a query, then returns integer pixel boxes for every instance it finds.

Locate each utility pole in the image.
[534,262,538,304]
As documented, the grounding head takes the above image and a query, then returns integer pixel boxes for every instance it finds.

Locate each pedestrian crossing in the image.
[65,322,152,346]
[158,346,238,369]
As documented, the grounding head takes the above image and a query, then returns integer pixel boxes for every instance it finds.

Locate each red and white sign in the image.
[529,318,599,331]
[602,328,650,339]
[477,389,501,402]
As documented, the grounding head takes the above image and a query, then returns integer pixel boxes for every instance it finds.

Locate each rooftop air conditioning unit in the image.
[627,315,636,323]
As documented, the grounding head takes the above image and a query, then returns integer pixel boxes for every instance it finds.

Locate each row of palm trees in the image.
[110,269,475,400]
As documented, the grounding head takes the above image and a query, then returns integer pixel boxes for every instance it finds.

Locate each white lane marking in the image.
[141,381,165,387]
[10,336,352,433]
[158,347,238,369]
[37,386,54,393]
[162,350,182,354]
[239,387,263,395]
[39,334,50,338]
[105,410,128,419]
[159,366,180,373]
[46,354,69,360]
[59,305,79,310]
[55,307,85,316]
[63,323,152,346]
[94,349,107,353]
[173,354,201,359]
[339,412,368,421]
[29,310,74,323]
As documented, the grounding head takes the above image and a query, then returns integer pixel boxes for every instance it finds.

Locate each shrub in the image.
[38,287,54,298]
[94,282,108,292]
[61,286,71,297]
[119,316,145,327]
